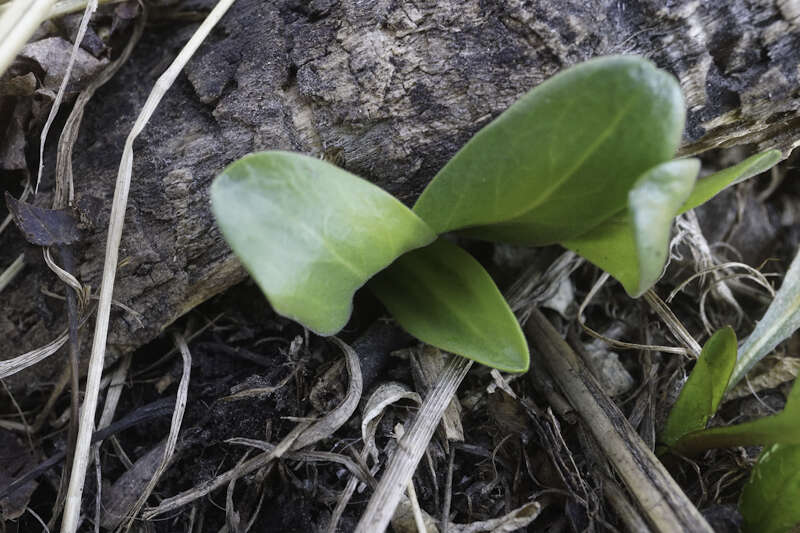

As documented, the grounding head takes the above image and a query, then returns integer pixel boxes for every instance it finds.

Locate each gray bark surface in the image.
[3,0,800,390]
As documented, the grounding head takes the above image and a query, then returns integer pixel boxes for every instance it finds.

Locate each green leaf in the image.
[659,327,737,449]
[671,375,800,456]
[211,151,436,335]
[369,239,529,372]
[740,443,800,533]
[561,159,699,297]
[679,149,782,214]
[728,248,800,389]
[413,55,685,244]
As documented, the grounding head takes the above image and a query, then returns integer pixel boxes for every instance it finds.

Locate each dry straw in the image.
[60,1,238,530]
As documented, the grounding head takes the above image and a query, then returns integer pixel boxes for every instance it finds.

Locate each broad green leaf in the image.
[413,55,684,244]
[561,159,699,297]
[659,327,737,449]
[740,443,800,533]
[672,375,800,456]
[211,151,436,335]
[728,248,800,389]
[369,239,529,372]
[679,149,781,214]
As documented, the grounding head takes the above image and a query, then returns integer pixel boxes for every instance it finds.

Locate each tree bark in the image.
[3,0,800,390]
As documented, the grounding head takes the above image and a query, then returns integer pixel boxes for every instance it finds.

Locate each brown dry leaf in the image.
[0,429,38,520]
[100,440,168,530]
[20,37,107,94]
[5,192,82,246]
[488,390,529,437]
[0,72,37,97]
[391,498,439,533]
[726,357,800,400]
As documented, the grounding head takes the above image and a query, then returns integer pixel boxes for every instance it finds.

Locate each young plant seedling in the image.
[211,55,780,373]
[658,253,800,532]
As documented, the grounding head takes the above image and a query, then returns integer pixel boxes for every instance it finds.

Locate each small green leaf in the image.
[672,375,800,456]
[561,159,699,297]
[740,443,800,533]
[659,327,737,449]
[413,55,685,244]
[679,149,782,214]
[369,239,530,372]
[211,151,436,335]
[728,248,800,389]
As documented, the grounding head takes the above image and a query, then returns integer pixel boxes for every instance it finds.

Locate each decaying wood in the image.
[3,0,800,389]
[525,307,712,533]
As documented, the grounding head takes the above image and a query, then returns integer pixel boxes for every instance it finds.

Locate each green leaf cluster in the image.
[659,323,800,532]
[211,55,779,373]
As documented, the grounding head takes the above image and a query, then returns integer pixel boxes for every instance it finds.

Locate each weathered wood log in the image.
[2,0,800,391]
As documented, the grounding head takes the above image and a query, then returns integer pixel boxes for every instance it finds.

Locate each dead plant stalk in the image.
[525,307,713,532]
[60,1,238,531]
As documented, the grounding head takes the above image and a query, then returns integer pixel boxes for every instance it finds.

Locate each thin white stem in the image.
[36,0,97,194]
[355,355,472,532]
[59,1,237,530]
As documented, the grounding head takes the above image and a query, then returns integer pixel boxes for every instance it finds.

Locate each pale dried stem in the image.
[0,253,24,295]
[578,273,688,356]
[36,0,97,194]
[525,307,712,532]
[355,355,472,532]
[144,336,361,519]
[60,2,237,530]
[643,290,702,358]
[117,334,191,532]
[406,480,427,533]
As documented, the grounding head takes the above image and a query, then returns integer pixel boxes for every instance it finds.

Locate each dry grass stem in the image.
[355,354,472,533]
[526,307,712,532]
[291,337,363,450]
[143,421,310,519]
[1,329,69,379]
[144,336,360,519]
[97,353,132,432]
[674,211,744,327]
[643,290,701,357]
[43,248,88,307]
[60,1,238,530]
[447,502,542,533]
[667,261,775,302]
[36,0,97,193]
[507,250,583,322]
[117,334,191,532]
[227,439,376,488]
[0,253,24,294]
[406,480,427,533]
[55,9,146,208]
[325,449,370,533]
[578,273,689,356]
[327,380,421,533]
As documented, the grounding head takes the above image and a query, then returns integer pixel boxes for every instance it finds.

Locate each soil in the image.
[2,1,800,532]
